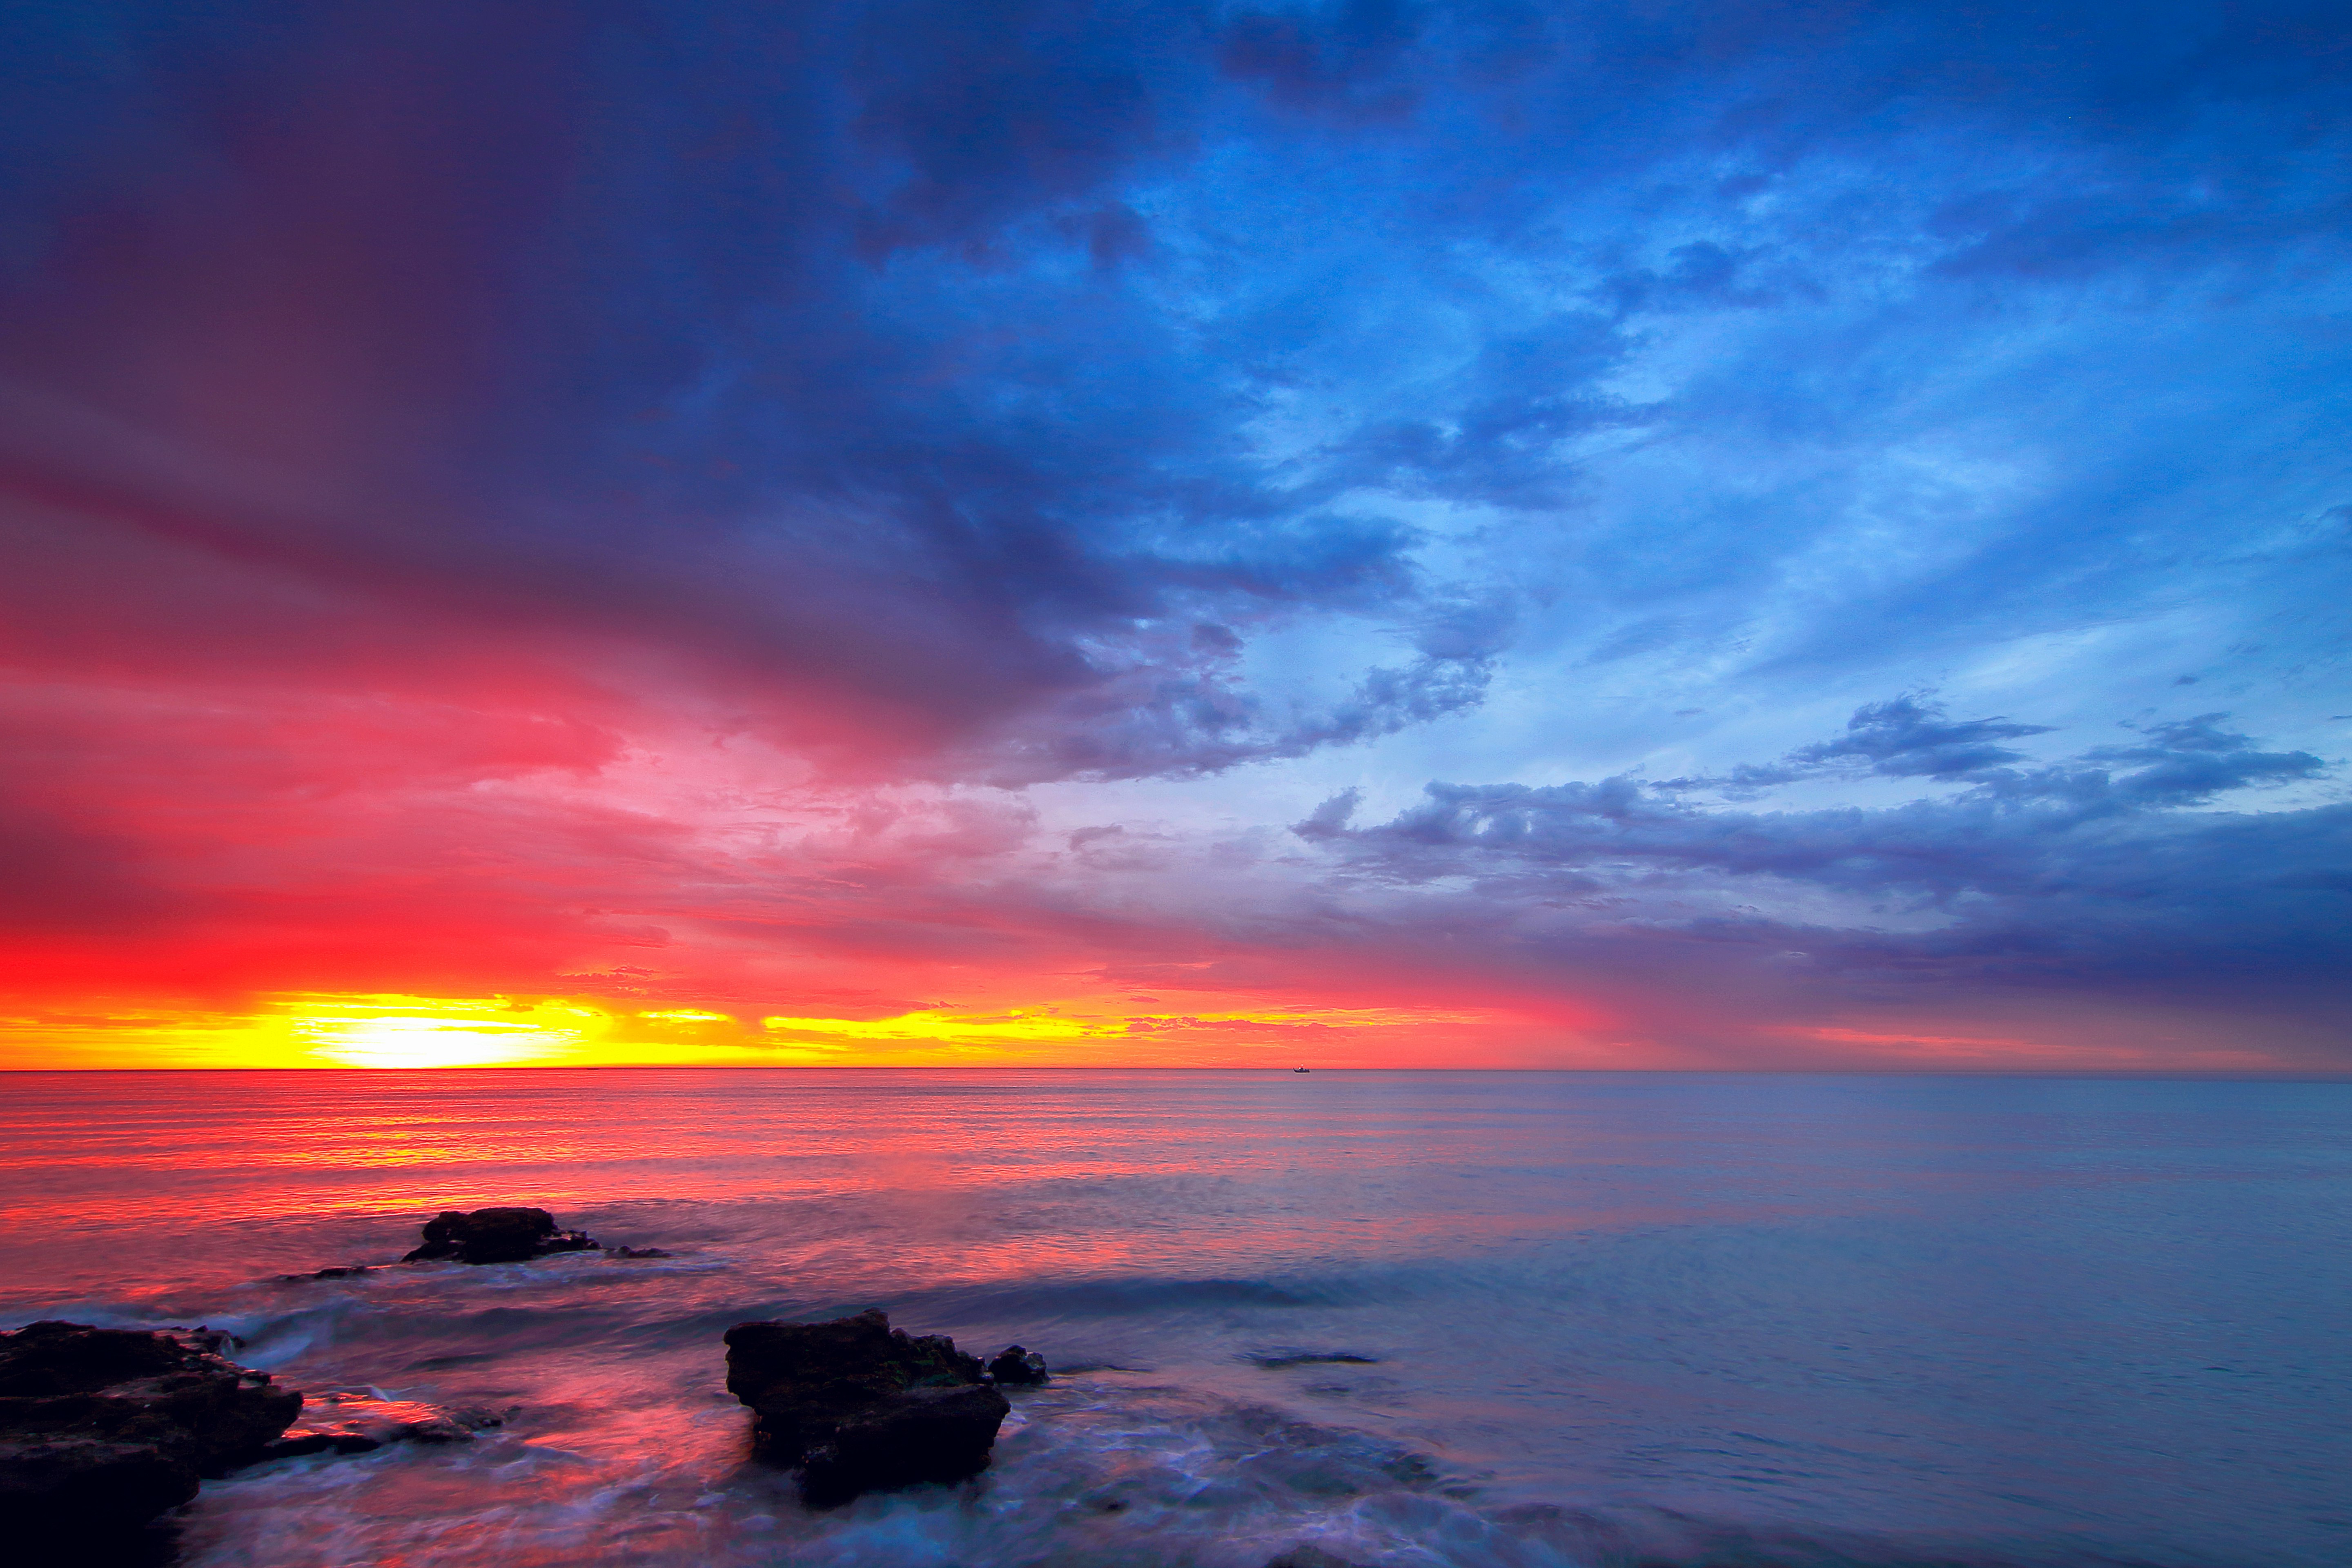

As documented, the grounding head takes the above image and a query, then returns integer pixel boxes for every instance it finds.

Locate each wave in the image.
[1243,1350,1381,1369]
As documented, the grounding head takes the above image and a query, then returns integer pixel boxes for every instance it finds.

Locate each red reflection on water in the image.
[1,1069,1777,1312]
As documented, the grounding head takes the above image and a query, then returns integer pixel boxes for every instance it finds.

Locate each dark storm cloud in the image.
[1217,0,1428,123]
[2,0,2345,784]
[3,0,1509,778]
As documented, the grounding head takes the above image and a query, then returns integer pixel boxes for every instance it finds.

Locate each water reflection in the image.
[2,1071,2348,1567]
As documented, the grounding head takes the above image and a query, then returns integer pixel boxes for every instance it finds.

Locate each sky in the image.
[1,0,2347,1071]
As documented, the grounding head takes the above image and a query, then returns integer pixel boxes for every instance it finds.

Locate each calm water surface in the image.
[2,1070,2346,1568]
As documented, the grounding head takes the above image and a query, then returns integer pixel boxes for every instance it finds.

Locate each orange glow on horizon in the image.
[2,984,2254,1075]
[0,991,1520,1070]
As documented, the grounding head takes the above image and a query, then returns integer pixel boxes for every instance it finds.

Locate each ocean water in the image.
[2,1069,2347,1568]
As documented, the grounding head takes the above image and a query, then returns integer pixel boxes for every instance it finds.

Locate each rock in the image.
[723,1308,1009,1506]
[401,1207,600,1265]
[1245,1351,1380,1370]
[258,1391,504,1459]
[799,1383,1015,1507]
[987,1345,1050,1385]
[608,1246,671,1259]
[0,1321,302,1561]
[1265,1547,1362,1568]
[280,1265,373,1282]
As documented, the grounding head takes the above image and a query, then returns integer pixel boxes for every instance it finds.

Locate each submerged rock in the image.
[279,1265,374,1282]
[259,1390,506,1459]
[723,1308,1008,1506]
[401,1207,600,1265]
[608,1245,671,1259]
[1265,1548,1361,1568]
[987,1345,1050,1385]
[0,1321,302,1561]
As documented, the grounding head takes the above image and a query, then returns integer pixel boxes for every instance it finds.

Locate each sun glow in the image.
[0,991,1515,1069]
[292,1005,589,1069]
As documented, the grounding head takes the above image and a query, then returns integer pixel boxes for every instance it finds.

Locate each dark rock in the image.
[401,1207,600,1265]
[723,1308,1008,1506]
[0,1321,302,1560]
[1265,1548,1362,1568]
[608,1246,671,1259]
[257,1391,504,1460]
[987,1345,1050,1386]
[800,1383,1014,1506]
[280,1265,374,1282]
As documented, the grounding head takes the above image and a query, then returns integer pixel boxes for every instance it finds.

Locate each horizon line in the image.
[4,1065,2349,1081]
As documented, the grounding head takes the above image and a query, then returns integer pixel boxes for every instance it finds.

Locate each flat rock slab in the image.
[261,1390,507,1459]
[0,1321,301,1561]
[724,1308,1009,1506]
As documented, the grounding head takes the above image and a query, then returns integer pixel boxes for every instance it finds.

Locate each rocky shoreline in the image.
[4,1203,1363,1568]
[0,1319,302,1563]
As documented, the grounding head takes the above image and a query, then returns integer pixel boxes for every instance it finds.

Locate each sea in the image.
[2,1070,2346,1568]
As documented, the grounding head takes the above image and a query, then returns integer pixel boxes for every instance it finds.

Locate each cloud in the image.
[1664,695,2060,793]
[1787,696,2056,780]
[1,2,2346,1066]
[2073,714,2329,806]
[1301,700,2346,1033]
[1216,0,1428,124]
[5,0,2341,791]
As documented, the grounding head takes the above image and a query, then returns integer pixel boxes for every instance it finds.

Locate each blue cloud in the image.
[1661,695,2062,793]
[1298,700,2343,1037]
